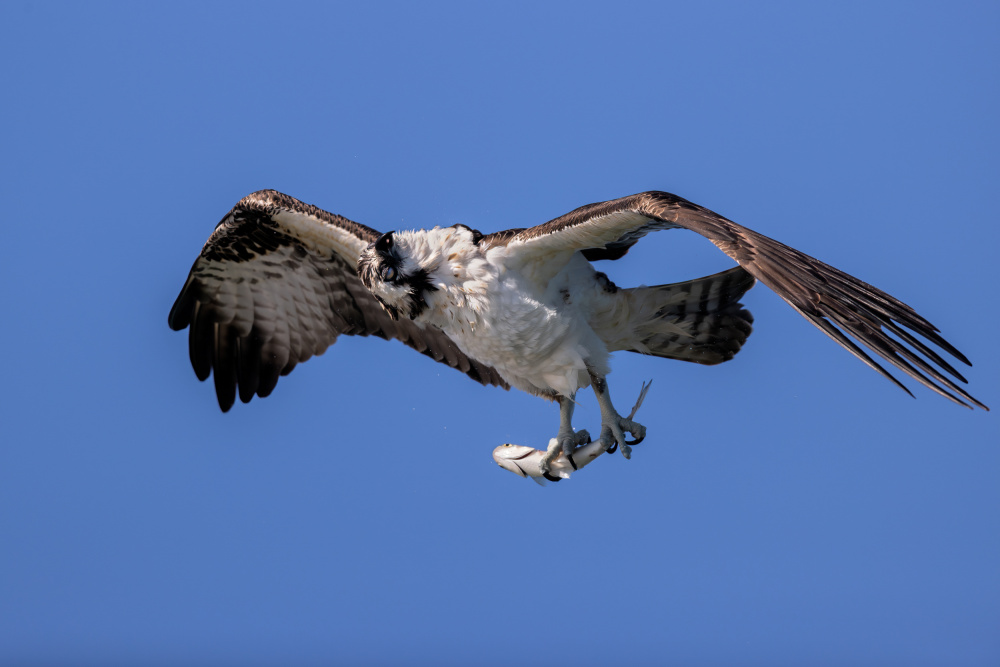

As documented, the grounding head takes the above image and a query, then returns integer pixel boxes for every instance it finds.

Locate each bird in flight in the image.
[168,190,985,473]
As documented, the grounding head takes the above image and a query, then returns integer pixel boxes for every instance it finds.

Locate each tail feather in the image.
[613,266,756,365]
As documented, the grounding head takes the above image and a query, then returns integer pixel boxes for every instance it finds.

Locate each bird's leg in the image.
[539,393,591,475]
[590,373,646,459]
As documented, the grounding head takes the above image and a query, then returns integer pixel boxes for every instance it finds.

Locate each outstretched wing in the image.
[482,191,985,410]
[168,190,507,411]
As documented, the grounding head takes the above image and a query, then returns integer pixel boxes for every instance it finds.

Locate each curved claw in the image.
[622,380,651,446]
[599,424,632,459]
[541,429,593,474]
[598,416,645,459]
[622,419,646,445]
[565,429,591,451]
[622,418,646,446]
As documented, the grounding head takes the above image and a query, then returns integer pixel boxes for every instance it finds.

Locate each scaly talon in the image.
[599,417,640,459]
[540,428,591,474]
[622,418,646,445]
[589,374,648,461]
[562,429,591,454]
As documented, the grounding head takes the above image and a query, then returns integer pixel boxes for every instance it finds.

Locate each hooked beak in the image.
[373,295,400,321]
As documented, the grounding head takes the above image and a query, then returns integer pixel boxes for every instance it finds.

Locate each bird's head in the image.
[357,231,438,320]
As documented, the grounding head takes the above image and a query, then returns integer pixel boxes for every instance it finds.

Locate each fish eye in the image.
[381,266,397,282]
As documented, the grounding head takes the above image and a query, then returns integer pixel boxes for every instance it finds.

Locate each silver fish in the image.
[492,381,651,484]
[493,438,608,483]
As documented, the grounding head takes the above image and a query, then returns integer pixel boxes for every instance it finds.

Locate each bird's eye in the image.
[381,266,397,282]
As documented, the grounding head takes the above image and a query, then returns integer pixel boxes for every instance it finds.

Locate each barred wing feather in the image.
[168,190,507,411]
[484,191,985,410]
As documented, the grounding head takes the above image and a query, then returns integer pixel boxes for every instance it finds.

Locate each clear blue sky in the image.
[2,2,998,665]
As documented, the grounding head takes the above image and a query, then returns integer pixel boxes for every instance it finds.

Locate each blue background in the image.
[2,2,997,665]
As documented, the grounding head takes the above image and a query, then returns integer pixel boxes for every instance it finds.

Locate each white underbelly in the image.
[429,272,609,398]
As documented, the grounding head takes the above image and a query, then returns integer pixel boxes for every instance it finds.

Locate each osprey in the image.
[168,190,985,473]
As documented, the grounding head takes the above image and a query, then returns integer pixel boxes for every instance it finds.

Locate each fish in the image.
[492,381,651,484]
[493,438,608,483]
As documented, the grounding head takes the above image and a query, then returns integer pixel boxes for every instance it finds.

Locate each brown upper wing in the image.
[482,191,985,410]
[168,190,507,412]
